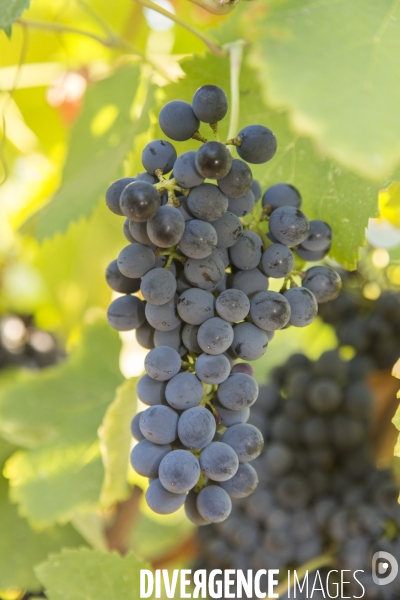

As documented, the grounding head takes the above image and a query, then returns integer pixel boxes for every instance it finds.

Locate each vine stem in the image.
[226,40,245,151]
[132,0,227,57]
[15,18,166,79]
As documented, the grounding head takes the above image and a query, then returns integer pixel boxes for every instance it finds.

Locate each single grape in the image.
[284,287,318,327]
[177,288,215,325]
[129,221,153,246]
[145,295,181,331]
[105,260,140,294]
[219,463,259,498]
[301,220,332,252]
[159,449,200,493]
[218,159,252,198]
[117,243,155,278]
[130,439,171,477]
[179,220,217,259]
[231,322,269,360]
[195,142,232,180]
[196,486,232,523]
[123,218,136,243]
[211,211,243,248]
[344,381,374,418]
[214,401,250,427]
[264,443,293,475]
[250,291,291,331]
[197,317,234,355]
[221,423,264,463]
[276,475,310,509]
[176,196,194,222]
[199,442,239,482]
[159,100,200,141]
[185,490,210,525]
[165,372,203,410]
[217,373,259,411]
[137,374,166,405]
[131,412,145,441]
[181,323,202,353]
[139,404,179,444]
[195,352,230,385]
[135,171,158,184]
[173,151,204,189]
[141,268,176,305]
[144,346,181,381]
[184,253,225,291]
[261,244,295,278]
[142,139,176,175]
[232,268,269,297]
[269,206,310,246]
[176,271,191,294]
[262,183,302,211]
[146,479,186,514]
[307,378,342,414]
[178,406,216,449]
[228,190,255,217]
[303,266,342,303]
[147,205,185,248]
[231,363,255,377]
[229,231,263,270]
[153,326,184,355]
[215,289,250,322]
[192,85,228,123]
[107,295,145,331]
[188,183,228,222]
[136,321,155,350]
[296,245,331,262]
[106,177,135,216]
[236,125,277,164]
[120,181,160,222]
[212,247,229,268]
[250,180,262,202]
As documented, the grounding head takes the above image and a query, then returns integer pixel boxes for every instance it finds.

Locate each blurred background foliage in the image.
[1,0,400,597]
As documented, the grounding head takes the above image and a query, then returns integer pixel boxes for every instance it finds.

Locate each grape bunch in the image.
[104,84,341,523]
[319,274,400,371]
[197,349,400,599]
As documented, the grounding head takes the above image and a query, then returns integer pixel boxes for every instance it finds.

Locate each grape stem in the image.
[154,176,189,197]
[210,122,220,141]
[192,131,209,143]
[226,40,246,153]
[132,0,227,57]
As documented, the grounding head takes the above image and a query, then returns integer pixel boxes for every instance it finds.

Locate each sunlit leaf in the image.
[35,549,149,600]
[98,377,138,507]
[380,182,400,228]
[24,65,155,242]
[236,0,400,179]
[0,322,123,527]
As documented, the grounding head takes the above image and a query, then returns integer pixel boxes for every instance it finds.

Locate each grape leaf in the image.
[0,322,124,527]
[380,182,400,228]
[24,64,154,242]
[161,53,380,268]
[98,377,138,507]
[35,548,149,600]
[0,0,31,35]
[238,0,400,179]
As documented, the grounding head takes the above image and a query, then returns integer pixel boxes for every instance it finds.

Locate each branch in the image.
[105,486,143,554]
[133,0,227,57]
[15,18,166,79]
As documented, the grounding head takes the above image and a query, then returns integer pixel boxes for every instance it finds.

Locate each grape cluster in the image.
[319,277,400,371]
[0,315,60,370]
[197,349,400,599]
[104,84,341,523]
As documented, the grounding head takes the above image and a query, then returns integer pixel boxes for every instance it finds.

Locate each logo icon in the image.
[372,551,398,586]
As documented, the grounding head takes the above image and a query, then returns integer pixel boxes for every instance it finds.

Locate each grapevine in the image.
[105,84,342,524]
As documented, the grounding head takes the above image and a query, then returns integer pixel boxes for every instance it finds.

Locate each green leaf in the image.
[25,65,154,242]
[35,548,150,600]
[161,53,379,268]
[98,377,138,507]
[242,0,400,179]
[0,0,31,34]
[0,322,124,527]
